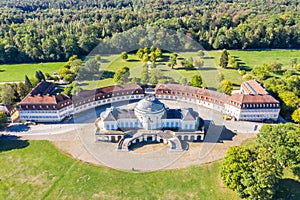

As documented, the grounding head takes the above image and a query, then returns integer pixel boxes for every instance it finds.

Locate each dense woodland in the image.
[0,0,299,63]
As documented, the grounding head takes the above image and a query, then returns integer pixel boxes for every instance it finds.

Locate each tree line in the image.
[0,0,299,63]
[221,123,300,200]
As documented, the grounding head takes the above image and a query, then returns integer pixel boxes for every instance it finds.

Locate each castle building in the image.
[18,81,73,122]
[99,96,199,131]
[18,80,280,123]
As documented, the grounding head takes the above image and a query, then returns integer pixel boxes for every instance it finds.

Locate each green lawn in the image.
[83,50,300,90]
[1,50,299,89]
[0,140,239,200]
[0,62,64,82]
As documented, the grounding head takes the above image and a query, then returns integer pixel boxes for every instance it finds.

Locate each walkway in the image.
[1,100,260,171]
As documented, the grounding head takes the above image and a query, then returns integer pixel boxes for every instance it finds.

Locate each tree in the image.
[219,49,229,68]
[62,83,74,96]
[216,72,224,82]
[150,69,158,85]
[140,65,148,84]
[113,66,130,84]
[29,77,39,87]
[168,53,177,69]
[279,91,299,108]
[0,112,7,126]
[58,67,72,80]
[181,57,193,69]
[142,53,148,62]
[131,77,140,84]
[291,58,297,68]
[221,146,253,192]
[154,48,162,58]
[17,82,30,100]
[194,58,204,68]
[180,77,187,85]
[269,62,282,73]
[94,54,101,62]
[191,75,203,88]
[292,108,300,124]
[85,58,100,74]
[257,123,300,168]
[0,85,15,105]
[218,80,233,95]
[25,75,33,89]
[197,50,204,57]
[251,64,270,80]
[149,52,156,62]
[37,70,45,81]
[221,146,282,200]
[136,48,144,60]
[120,51,128,60]
[63,74,75,83]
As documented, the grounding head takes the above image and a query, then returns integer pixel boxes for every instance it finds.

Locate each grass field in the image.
[0,140,240,200]
[1,50,299,89]
[0,62,64,82]
[82,49,299,90]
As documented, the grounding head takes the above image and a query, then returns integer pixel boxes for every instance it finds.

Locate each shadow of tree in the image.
[0,135,29,153]
[275,178,300,200]
[126,59,140,62]
[5,124,30,132]
[202,56,215,59]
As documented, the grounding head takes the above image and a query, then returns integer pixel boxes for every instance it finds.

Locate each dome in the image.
[135,96,165,114]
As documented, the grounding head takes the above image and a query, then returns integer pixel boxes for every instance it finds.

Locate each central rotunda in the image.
[99,95,200,131]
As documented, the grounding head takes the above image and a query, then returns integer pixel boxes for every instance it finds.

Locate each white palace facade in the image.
[99,96,200,131]
[18,80,280,123]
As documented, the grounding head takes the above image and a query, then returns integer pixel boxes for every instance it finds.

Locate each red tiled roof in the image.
[241,80,268,95]
[227,93,280,109]
[155,84,228,103]
[30,81,54,96]
[0,104,15,115]
[229,93,279,104]
[72,84,143,103]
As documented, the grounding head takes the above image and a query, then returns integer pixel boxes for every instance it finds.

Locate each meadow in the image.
[82,49,299,90]
[0,50,299,90]
[0,62,64,82]
[0,139,299,199]
[0,140,239,200]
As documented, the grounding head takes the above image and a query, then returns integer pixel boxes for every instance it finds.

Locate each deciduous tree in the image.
[219,49,228,68]
[218,80,233,95]
[121,51,128,60]
[190,75,203,87]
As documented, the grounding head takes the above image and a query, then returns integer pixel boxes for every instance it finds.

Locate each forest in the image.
[0,0,299,63]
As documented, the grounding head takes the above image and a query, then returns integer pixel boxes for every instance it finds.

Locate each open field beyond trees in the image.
[81,49,300,90]
[0,62,64,82]
[0,50,299,89]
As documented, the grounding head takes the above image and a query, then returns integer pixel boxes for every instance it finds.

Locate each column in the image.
[152,135,156,141]
[187,135,191,141]
[200,134,204,140]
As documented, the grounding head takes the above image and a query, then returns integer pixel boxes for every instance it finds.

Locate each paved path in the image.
[1,100,260,171]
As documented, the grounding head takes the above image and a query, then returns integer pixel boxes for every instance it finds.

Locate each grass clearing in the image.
[0,140,239,200]
[0,62,64,82]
